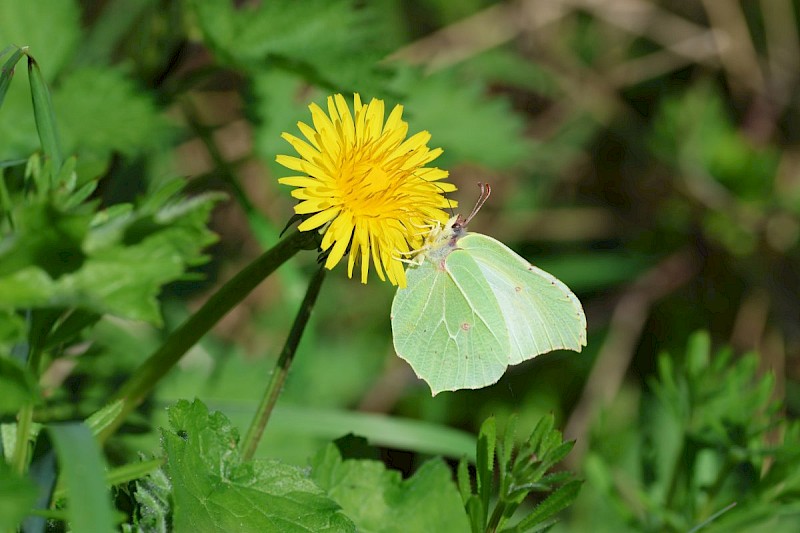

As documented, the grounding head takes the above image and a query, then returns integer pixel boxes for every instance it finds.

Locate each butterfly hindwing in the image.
[459,233,587,365]
[391,251,509,394]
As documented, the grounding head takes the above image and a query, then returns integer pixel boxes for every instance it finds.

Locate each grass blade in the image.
[0,45,26,110]
[27,55,63,175]
[48,423,115,533]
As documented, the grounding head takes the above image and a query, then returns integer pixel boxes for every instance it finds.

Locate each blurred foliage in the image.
[2,0,800,530]
[565,332,800,531]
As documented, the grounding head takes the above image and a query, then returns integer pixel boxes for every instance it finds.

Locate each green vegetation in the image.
[2,1,800,531]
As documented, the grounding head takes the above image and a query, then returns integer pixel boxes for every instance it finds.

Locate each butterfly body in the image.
[391,214,587,395]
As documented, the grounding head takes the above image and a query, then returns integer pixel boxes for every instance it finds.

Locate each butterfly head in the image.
[419,183,491,265]
[448,182,491,236]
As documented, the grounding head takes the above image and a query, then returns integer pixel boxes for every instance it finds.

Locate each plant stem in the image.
[11,313,50,474]
[241,266,327,461]
[98,228,313,443]
[11,404,34,475]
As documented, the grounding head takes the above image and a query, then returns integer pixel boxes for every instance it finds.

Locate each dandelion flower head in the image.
[276,93,456,287]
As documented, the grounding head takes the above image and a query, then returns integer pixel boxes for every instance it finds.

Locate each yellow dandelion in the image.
[276,93,456,287]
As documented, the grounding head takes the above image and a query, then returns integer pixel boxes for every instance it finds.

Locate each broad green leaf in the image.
[311,443,471,533]
[0,461,38,531]
[0,356,40,414]
[164,399,354,532]
[48,422,116,533]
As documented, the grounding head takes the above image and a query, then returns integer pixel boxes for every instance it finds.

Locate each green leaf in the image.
[0,46,25,110]
[508,480,583,532]
[0,356,40,414]
[457,458,472,505]
[685,330,710,377]
[311,443,471,533]
[53,66,171,168]
[163,399,354,532]
[0,190,220,324]
[125,463,172,533]
[28,55,62,173]
[0,309,26,350]
[189,0,392,90]
[48,422,116,533]
[477,416,496,528]
[0,460,38,531]
[0,0,81,80]
[0,202,90,279]
[251,69,313,178]
[400,70,528,170]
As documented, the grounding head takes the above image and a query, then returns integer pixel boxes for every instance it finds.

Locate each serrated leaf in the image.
[457,458,472,505]
[164,399,354,533]
[53,67,171,164]
[311,443,471,533]
[401,71,528,170]
[0,461,38,531]
[0,192,219,324]
[508,480,582,533]
[189,0,392,90]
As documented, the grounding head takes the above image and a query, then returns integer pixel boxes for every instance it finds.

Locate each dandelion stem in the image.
[242,266,326,461]
[98,229,313,443]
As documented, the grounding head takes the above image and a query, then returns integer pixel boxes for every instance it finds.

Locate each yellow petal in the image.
[278,176,321,188]
[281,132,321,163]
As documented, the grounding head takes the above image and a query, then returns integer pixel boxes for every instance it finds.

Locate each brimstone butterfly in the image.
[391,184,587,395]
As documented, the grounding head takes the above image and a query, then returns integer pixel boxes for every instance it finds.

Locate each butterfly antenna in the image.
[433,182,457,217]
[464,182,491,225]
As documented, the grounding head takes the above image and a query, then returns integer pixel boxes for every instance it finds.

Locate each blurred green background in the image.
[3,0,800,530]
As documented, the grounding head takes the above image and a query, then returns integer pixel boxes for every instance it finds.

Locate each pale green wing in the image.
[391,252,509,395]
[460,233,586,365]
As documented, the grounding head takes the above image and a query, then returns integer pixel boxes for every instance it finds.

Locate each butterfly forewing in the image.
[460,233,587,365]
[391,252,509,394]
